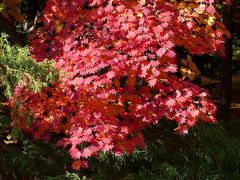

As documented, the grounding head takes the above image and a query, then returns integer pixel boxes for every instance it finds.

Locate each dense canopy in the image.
[10,0,230,169]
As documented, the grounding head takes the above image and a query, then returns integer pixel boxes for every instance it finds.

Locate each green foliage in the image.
[45,172,86,180]
[0,33,56,98]
[0,139,72,177]
[0,119,239,179]
[0,112,10,129]
[0,3,4,12]
[83,121,240,179]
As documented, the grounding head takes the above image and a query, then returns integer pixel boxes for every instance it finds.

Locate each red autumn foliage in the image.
[11,0,229,170]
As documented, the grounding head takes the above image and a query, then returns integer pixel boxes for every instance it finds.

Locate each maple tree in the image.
[10,0,230,170]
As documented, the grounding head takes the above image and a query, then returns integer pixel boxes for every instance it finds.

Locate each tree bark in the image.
[220,4,233,119]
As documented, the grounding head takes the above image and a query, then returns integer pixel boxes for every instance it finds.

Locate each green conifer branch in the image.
[0,33,57,98]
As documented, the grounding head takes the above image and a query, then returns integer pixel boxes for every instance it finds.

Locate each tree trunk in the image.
[219,4,233,119]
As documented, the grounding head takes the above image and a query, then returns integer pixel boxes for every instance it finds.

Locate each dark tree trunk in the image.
[219,4,233,119]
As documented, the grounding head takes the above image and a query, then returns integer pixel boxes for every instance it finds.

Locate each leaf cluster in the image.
[0,33,57,98]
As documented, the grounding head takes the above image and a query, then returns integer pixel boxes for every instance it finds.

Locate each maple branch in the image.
[22,0,47,33]
[0,15,26,46]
